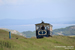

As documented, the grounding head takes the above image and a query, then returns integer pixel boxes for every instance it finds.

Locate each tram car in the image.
[35,21,53,38]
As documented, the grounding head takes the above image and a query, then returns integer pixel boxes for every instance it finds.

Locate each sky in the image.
[0,0,75,32]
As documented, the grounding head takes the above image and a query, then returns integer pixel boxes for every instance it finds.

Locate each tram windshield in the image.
[36,25,49,30]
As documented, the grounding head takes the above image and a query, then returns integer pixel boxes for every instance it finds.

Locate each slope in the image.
[0,28,23,36]
[0,29,75,50]
[53,25,75,35]
[22,31,36,38]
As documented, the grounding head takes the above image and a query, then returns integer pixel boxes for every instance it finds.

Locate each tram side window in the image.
[36,26,40,30]
[46,26,49,30]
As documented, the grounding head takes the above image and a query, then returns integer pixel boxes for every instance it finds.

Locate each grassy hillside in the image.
[22,31,36,38]
[0,29,75,50]
[22,25,75,38]
[53,25,75,35]
[0,28,22,36]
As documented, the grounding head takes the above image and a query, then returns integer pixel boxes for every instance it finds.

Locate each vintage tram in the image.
[35,21,53,38]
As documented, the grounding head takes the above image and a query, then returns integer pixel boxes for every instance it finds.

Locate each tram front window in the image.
[41,25,45,30]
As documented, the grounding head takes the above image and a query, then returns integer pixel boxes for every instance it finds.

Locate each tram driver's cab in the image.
[35,21,52,38]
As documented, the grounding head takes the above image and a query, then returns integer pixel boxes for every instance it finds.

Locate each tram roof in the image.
[35,21,52,26]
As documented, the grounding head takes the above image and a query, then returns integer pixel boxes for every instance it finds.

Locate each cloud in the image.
[0,24,34,27]
[19,24,34,26]
[0,0,73,6]
[0,0,52,5]
[5,0,18,4]
[0,0,25,5]
[0,0,4,5]
[4,0,25,5]
[52,24,75,26]
[52,24,75,29]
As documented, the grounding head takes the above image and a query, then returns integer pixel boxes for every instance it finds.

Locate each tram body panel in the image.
[36,30,51,38]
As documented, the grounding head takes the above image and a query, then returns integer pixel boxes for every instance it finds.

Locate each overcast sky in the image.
[0,0,75,32]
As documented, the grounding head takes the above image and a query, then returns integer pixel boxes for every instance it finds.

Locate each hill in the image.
[22,25,75,37]
[0,29,75,50]
[0,28,23,36]
[53,25,75,36]
[22,31,36,38]
[1,25,75,38]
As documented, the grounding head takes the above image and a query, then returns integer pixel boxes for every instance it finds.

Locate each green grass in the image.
[0,29,75,50]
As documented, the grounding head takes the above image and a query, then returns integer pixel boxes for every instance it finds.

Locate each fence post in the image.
[9,31,11,39]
